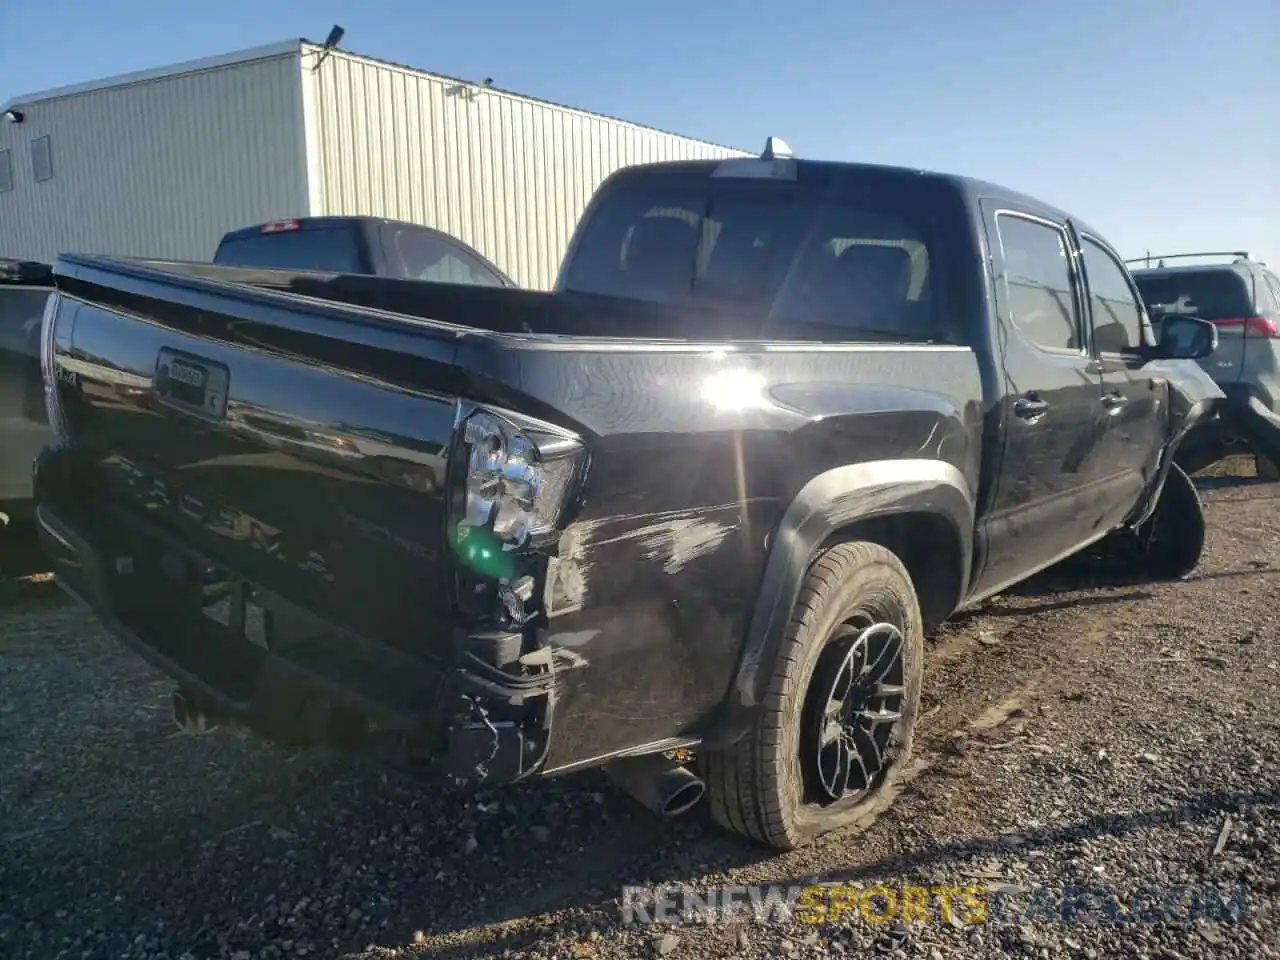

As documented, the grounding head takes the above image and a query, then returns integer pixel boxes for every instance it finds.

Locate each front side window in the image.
[994,213,1080,352]
[1081,237,1145,352]
[562,178,940,341]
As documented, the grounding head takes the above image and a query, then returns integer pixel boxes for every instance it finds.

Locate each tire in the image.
[702,540,924,850]
[1138,463,1205,580]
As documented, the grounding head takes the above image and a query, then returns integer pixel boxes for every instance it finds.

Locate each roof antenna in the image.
[312,24,345,71]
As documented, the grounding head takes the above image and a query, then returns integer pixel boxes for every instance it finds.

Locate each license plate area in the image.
[154,348,229,421]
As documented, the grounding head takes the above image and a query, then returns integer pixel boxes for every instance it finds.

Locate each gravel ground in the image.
[1,468,1277,960]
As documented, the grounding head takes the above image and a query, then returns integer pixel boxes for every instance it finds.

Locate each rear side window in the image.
[213,227,364,273]
[561,179,941,341]
[390,228,506,287]
[1132,269,1255,321]
[1081,237,1145,352]
[994,213,1080,352]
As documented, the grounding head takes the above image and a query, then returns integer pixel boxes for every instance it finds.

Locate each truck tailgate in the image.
[49,255,468,659]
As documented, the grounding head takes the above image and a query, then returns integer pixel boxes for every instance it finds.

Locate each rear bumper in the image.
[34,454,554,783]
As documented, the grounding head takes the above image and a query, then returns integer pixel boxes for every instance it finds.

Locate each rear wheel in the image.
[702,541,923,849]
[1137,463,1205,580]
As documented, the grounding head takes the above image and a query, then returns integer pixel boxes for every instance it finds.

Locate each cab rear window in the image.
[214,228,364,273]
[561,174,943,342]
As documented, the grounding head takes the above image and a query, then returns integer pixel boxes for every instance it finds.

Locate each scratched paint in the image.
[599,516,735,574]
[545,506,740,617]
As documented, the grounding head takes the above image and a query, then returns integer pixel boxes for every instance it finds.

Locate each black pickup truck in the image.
[212,215,515,288]
[34,142,1222,850]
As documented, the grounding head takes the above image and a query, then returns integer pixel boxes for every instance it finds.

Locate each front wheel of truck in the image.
[1137,462,1205,580]
[703,540,924,850]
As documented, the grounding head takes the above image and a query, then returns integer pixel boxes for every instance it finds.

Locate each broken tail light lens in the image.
[452,405,586,571]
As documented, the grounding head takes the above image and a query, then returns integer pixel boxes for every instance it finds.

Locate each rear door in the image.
[971,203,1109,595]
[1077,232,1163,522]
[1245,270,1280,413]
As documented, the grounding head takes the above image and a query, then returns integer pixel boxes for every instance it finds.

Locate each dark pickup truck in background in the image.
[213,215,515,288]
[0,217,510,552]
[35,141,1221,849]
[0,258,55,544]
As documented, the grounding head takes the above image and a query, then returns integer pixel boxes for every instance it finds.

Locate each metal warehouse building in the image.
[0,40,746,289]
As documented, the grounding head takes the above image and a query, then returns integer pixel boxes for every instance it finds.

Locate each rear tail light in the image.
[451,404,586,578]
[39,291,70,440]
[260,219,301,234]
[1211,316,1278,337]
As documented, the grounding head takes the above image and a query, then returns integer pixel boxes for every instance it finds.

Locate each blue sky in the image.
[2,0,1277,266]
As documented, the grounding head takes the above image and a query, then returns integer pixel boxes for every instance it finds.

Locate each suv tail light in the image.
[450,404,587,578]
[39,291,70,440]
[1212,316,1278,337]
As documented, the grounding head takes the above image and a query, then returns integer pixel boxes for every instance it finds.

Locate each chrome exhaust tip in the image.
[606,751,706,818]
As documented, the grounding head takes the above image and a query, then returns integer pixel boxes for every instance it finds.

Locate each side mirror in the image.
[1152,313,1217,361]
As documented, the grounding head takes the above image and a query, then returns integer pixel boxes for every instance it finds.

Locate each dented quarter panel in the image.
[510,341,984,770]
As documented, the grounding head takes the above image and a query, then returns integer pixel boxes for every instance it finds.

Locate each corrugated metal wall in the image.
[301,48,748,290]
[0,52,307,264]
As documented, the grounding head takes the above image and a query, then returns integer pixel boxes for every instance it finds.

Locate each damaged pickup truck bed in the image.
[35,144,1223,849]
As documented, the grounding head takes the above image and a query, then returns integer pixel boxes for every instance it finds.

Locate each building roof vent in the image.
[761,136,793,160]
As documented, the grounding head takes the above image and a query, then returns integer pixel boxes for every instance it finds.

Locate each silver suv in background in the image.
[1129,252,1280,478]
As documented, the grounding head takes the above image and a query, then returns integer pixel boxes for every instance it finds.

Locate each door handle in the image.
[1014,397,1050,419]
[1102,391,1127,411]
